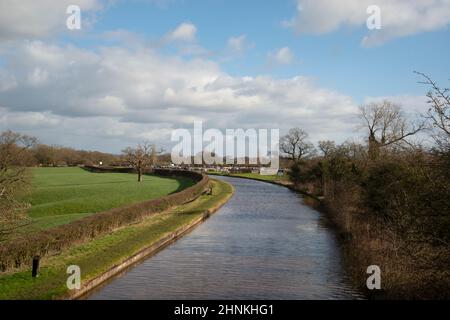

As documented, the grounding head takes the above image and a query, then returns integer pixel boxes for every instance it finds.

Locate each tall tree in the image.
[416,72,450,152]
[122,142,157,182]
[0,130,37,238]
[359,100,423,159]
[280,128,315,163]
[318,140,336,158]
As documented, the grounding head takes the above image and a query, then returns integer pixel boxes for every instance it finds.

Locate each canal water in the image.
[87,176,363,299]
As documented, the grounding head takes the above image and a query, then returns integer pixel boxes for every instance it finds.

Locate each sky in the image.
[0,0,450,153]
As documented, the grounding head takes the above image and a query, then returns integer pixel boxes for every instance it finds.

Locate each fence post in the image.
[32,255,40,278]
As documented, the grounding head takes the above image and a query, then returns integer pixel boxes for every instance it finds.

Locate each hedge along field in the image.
[0,168,208,272]
[0,179,233,300]
[21,167,195,232]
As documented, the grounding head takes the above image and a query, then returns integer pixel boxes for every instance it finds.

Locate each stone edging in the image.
[68,180,234,300]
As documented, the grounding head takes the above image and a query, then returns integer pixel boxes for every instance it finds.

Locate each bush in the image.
[361,154,450,245]
[287,146,450,298]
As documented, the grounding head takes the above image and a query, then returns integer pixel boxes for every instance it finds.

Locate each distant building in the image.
[259,167,278,175]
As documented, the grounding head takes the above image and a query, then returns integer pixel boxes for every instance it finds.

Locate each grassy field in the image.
[20,167,194,233]
[0,179,233,299]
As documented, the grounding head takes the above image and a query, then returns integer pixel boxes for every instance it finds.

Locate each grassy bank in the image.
[18,167,194,234]
[0,179,233,300]
[208,172,288,183]
[209,172,324,203]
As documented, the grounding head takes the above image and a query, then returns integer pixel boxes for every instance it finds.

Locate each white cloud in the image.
[0,107,175,151]
[0,0,103,41]
[0,0,375,152]
[0,40,359,151]
[163,22,209,57]
[0,108,60,129]
[268,47,294,65]
[285,0,450,46]
[227,35,248,55]
[167,22,197,42]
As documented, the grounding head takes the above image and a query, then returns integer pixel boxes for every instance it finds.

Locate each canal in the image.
[87,176,362,299]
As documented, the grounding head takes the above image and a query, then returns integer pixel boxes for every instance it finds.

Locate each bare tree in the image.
[280,128,315,163]
[415,72,450,152]
[359,100,423,159]
[318,140,336,158]
[0,130,37,238]
[122,142,160,182]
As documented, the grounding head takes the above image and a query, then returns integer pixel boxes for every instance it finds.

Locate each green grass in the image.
[0,179,233,300]
[19,167,194,233]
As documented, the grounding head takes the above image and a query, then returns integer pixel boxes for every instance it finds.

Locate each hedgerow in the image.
[0,168,208,272]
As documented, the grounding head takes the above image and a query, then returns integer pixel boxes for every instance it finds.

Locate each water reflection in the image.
[87,176,363,299]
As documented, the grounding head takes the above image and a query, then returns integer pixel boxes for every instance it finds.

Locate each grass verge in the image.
[0,179,233,300]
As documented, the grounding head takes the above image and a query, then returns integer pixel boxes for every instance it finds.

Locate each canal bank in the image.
[207,172,321,202]
[88,176,363,299]
[71,179,234,300]
[0,179,234,300]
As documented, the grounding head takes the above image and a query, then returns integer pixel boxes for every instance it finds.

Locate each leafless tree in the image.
[318,140,336,158]
[280,128,315,163]
[415,72,450,152]
[122,142,160,182]
[359,100,423,159]
[0,130,37,238]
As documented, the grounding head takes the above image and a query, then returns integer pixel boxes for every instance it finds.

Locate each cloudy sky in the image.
[0,0,449,152]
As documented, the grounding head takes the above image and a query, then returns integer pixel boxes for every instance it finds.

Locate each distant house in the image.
[230,168,250,174]
[259,167,278,175]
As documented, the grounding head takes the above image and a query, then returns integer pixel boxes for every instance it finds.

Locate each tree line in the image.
[0,135,167,238]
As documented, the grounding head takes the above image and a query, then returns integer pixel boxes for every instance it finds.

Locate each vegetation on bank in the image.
[0,179,233,300]
[280,75,450,299]
[0,169,208,272]
[290,144,450,299]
